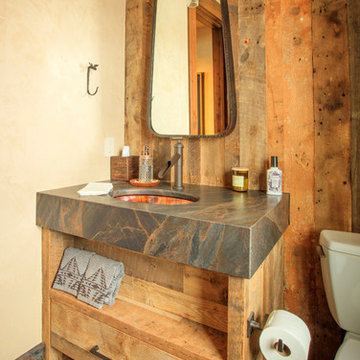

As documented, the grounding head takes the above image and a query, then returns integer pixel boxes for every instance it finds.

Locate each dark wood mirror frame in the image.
[148,0,237,138]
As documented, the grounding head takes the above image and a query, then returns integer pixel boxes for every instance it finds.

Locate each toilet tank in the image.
[319,230,360,334]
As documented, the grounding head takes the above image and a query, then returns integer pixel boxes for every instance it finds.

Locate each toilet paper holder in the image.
[247,311,264,338]
[247,311,291,356]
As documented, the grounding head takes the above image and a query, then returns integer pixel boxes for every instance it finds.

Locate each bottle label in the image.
[267,170,282,194]
[232,175,244,187]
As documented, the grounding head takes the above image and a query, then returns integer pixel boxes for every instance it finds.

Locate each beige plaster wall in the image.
[0,1,125,358]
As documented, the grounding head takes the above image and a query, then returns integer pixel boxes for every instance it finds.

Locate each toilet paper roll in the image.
[259,310,311,360]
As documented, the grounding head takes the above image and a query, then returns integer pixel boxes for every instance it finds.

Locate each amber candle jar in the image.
[232,167,249,192]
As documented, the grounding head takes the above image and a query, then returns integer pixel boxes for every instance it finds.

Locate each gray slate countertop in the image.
[36,181,289,278]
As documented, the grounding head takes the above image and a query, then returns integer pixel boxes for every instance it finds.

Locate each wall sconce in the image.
[187,0,199,8]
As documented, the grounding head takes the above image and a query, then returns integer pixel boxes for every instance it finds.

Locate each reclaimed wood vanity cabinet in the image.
[38,183,289,360]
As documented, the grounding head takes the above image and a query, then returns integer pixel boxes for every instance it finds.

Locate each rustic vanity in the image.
[37,182,289,360]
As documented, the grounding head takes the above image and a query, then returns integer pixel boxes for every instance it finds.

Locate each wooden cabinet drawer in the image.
[50,300,180,360]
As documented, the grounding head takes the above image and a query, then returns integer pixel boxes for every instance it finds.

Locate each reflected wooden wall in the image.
[125,0,357,358]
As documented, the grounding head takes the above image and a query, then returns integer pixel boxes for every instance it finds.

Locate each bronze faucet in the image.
[158,138,183,190]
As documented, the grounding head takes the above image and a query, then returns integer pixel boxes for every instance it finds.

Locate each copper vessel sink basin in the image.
[112,189,199,205]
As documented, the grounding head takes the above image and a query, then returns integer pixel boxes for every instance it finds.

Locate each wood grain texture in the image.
[348,0,360,232]
[51,292,227,360]
[312,1,351,358]
[238,0,267,190]
[75,236,228,332]
[51,301,183,360]
[74,236,184,291]
[42,227,285,360]
[44,230,228,359]
[52,333,105,360]
[265,0,353,358]
[118,275,228,332]
[125,0,158,157]
[224,0,240,188]
[42,229,74,360]
[110,156,139,181]
[266,1,317,358]
[313,0,351,232]
[227,236,284,360]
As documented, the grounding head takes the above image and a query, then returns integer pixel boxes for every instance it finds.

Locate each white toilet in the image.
[319,230,360,359]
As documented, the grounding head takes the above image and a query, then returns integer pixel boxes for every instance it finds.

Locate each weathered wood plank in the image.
[348,0,360,232]
[313,0,351,232]
[119,275,228,332]
[183,137,202,185]
[183,265,228,306]
[227,276,247,360]
[262,236,284,314]
[75,235,228,332]
[227,236,283,360]
[42,229,74,360]
[51,292,227,360]
[224,0,240,188]
[75,236,184,292]
[265,0,284,174]
[125,0,154,156]
[266,1,317,358]
[51,302,181,360]
[312,1,351,358]
[52,333,102,360]
[238,0,267,190]
[200,137,226,186]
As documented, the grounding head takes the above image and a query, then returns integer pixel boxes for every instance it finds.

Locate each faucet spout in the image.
[158,139,184,190]
[158,153,180,179]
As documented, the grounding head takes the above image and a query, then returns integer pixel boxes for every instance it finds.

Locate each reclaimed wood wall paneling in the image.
[265,2,318,357]
[238,0,267,190]
[125,0,355,358]
[312,1,352,357]
[348,0,360,232]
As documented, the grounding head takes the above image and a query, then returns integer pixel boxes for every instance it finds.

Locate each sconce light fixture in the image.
[187,0,199,8]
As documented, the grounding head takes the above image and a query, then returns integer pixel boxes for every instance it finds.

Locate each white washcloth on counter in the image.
[77,182,113,196]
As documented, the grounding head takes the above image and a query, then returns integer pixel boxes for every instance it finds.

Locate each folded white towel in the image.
[77,182,113,196]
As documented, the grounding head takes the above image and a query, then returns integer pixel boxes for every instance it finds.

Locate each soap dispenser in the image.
[138,145,153,183]
[266,156,282,195]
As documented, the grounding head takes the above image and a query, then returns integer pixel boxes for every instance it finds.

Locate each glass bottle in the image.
[138,145,153,183]
[266,156,282,195]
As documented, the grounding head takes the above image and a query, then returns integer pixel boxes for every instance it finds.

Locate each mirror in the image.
[148,0,236,137]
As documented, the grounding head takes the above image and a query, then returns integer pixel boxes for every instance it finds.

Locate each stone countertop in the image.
[36,181,289,278]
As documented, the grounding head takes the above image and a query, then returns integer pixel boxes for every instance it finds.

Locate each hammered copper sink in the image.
[112,188,199,205]
[36,181,289,278]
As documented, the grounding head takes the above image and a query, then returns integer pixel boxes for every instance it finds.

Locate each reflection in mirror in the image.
[149,0,235,137]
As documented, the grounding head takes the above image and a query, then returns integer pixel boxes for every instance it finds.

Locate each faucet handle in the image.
[158,153,181,179]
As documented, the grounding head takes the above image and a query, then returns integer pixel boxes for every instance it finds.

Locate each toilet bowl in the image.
[319,230,360,360]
